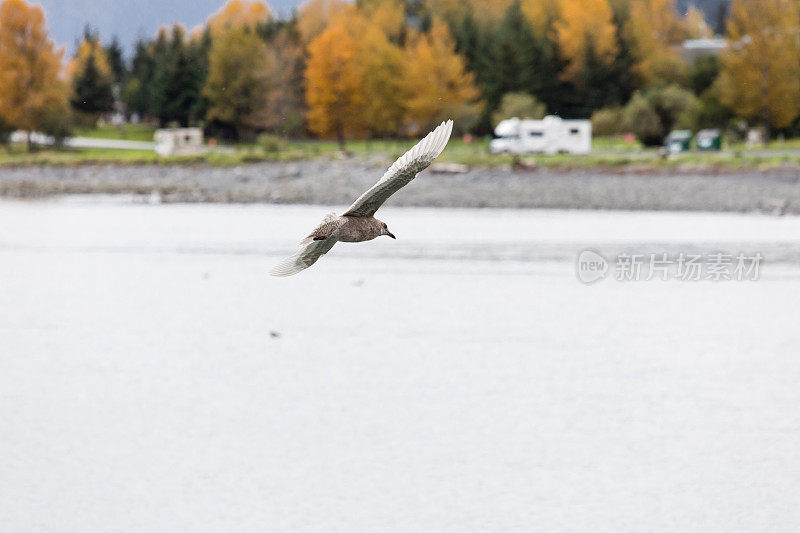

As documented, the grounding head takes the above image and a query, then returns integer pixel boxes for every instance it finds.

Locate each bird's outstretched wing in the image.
[269,237,338,277]
[342,120,453,217]
[269,213,339,277]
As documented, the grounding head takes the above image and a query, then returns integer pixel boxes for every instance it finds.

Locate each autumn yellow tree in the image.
[207,0,271,36]
[426,0,512,26]
[263,29,306,135]
[203,27,271,138]
[322,7,407,137]
[401,19,482,134]
[718,0,800,132]
[297,0,351,44]
[684,6,712,39]
[66,32,112,81]
[305,22,365,148]
[520,0,560,34]
[350,11,405,136]
[357,0,405,41]
[0,0,70,150]
[554,0,618,83]
[627,0,686,86]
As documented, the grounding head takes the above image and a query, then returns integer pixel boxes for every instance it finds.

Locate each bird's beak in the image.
[387,231,396,239]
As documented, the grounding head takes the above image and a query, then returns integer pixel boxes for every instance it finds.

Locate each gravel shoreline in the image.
[2,160,800,214]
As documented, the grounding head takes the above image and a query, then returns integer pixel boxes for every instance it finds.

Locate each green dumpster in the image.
[696,129,722,151]
[665,130,692,154]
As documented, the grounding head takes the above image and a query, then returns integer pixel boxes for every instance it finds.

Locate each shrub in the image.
[621,85,700,145]
[690,86,734,131]
[591,107,624,136]
[688,55,721,95]
[258,133,287,153]
[447,102,482,135]
[37,104,74,148]
[622,93,663,146]
[647,84,697,133]
[276,111,306,138]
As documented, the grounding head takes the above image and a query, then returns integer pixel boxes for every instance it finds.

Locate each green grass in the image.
[0,144,321,167]
[74,123,157,142]
[589,135,643,151]
[3,134,800,170]
[0,146,160,166]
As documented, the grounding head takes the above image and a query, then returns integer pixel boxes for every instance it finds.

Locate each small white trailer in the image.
[490,116,592,155]
[154,127,204,157]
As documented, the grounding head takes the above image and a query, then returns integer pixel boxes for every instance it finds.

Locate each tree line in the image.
[1,0,799,150]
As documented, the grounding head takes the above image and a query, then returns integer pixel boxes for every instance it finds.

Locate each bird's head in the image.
[379,221,396,239]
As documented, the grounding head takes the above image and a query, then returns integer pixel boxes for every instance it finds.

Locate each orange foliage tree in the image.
[305,22,365,148]
[627,0,686,86]
[358,0,405,42]
[207,0,271,36]
[718,0,800,132]
[401,19,482,134]
[0,0,69,149]
[521,0,561,34]
[683,6,712,39]
[352,11,405,136]
[304,6,406,140]
[297,0,351,44]
[554,0,618,83]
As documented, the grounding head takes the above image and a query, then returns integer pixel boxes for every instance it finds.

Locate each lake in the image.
[2,199,799,531]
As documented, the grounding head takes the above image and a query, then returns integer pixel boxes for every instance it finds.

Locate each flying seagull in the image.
[270,120,454,277]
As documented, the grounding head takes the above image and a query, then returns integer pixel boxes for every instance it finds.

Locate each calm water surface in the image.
[2,199,800,531]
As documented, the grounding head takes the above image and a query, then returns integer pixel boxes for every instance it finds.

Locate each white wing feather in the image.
[342,120,453,217]
[270,213,340,277]
[269,237,338,277]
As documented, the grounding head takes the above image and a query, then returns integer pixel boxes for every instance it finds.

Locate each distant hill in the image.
[38,0,305,54]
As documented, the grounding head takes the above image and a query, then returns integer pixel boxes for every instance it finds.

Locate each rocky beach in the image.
[2,159,800,214]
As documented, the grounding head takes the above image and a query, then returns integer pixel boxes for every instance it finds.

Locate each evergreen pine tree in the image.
[449,6,482,70]
[147,29,173,124]
[187,29,212,124]
[483,1,560,121]
[104,36,126,84]
[560,40,611,117]
[123,27,210,126]
[161,29,207,126]
[124,39,156,118]
[71,49,114,114]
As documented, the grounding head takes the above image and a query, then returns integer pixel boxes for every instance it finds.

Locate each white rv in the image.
[490,116,592,155]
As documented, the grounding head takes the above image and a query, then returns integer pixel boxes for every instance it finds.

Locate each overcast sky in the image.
[37,0,305,55]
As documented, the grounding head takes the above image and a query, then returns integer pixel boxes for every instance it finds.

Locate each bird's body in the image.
[330,216,388,243]
[270,120,453,276]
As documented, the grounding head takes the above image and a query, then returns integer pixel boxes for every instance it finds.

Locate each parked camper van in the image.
[490,116,592,155]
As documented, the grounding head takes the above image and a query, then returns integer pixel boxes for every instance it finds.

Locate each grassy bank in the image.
[3,133,800,171]
[73,123,158,142]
